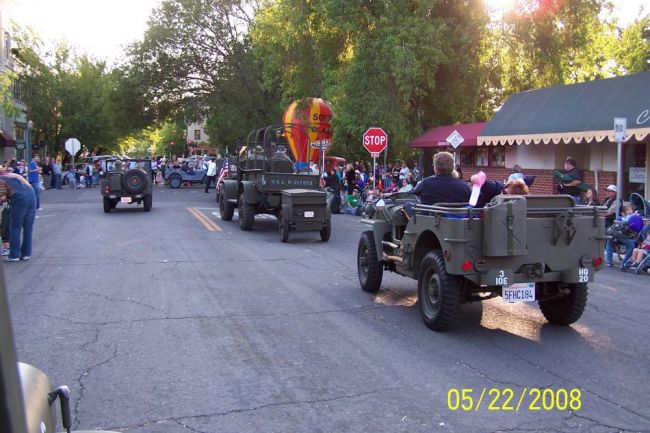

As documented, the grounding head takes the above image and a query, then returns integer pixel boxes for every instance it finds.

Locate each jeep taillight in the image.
[593,256,603,268]
[104,185,110,194]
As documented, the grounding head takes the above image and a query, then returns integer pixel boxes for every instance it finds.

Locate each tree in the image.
[122,0,279,148]
[12,25,124,156]
[251,0,490,160]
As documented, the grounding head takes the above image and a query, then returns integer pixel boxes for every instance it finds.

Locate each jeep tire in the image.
[238,195,255,231]
[418,250,461,332]
[123,169,148,194]
[357,231,382,293]
[143,194,152,212]
[168,174,182,189]
[103,197,112,213]
[219,188,234,221]
[538,283,587,326]
[279,213,290,243]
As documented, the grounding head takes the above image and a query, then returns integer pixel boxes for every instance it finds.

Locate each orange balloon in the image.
[282,98,334,163]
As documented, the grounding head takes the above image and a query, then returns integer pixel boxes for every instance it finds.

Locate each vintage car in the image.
[100,159,153,212]
[358,193,607,331]
[218,124,331,242]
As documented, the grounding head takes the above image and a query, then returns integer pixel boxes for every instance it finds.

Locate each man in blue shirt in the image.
[27,154,42,210]
[414,152,470,205]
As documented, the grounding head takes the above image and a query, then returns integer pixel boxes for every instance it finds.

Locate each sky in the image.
[3,0,649,65]
[5,0,163,64]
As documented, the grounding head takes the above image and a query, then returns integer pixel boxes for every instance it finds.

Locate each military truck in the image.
[357,194,607,331]
[100,159,153,213]
[0,265,118,433]
[218,124,331,242]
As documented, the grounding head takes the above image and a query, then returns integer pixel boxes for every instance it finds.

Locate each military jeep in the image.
[358,194,608,331]
[100,159,153,213]
[218,124,331,242]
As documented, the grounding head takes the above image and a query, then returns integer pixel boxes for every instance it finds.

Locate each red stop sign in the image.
[363,127,388,154]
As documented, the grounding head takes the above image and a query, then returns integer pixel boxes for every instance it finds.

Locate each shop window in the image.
[476,148,489,167]
[490,147,505,167]
[460,148,475,166]
[194,129,201,140]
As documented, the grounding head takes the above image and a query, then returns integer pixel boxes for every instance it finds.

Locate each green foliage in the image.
[616,15,650,74]
[12,25,124,156]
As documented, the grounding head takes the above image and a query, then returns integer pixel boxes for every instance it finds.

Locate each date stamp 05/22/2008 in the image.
[447,388,583,412]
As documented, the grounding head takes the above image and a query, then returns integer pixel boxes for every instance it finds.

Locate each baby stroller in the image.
[633,249,650,274]
[629,192,650,216]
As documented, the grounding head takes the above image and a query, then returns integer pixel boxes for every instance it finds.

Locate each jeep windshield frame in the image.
[103,158,152,174]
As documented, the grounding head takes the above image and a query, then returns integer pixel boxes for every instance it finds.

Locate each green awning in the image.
[478,72,650,146]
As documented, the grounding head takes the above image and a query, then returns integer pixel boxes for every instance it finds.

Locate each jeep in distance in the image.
[100,158,153,212]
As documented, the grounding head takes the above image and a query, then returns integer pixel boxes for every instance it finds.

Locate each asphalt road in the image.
[5,185,650,433]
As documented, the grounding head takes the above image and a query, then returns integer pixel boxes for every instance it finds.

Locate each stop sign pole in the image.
[363,127,388,190]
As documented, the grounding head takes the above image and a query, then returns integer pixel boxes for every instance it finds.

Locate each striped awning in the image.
[478,72,650,146]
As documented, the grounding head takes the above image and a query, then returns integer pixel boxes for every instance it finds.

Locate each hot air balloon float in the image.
[282,98,334,169]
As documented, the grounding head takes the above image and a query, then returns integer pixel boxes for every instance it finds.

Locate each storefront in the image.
[478,71,650,200]
[408,122,487,177]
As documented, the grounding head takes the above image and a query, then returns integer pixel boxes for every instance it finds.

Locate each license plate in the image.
[304,211,314,218]
[503,282,536,303]
[120,197,132,203]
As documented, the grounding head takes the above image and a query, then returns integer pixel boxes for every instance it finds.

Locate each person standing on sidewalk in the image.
[204,158,217,193]
[0,173,36,262]
[27,154,42,210]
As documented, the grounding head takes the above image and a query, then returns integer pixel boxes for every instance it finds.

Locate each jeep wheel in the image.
[320,219,331,242]
[238,195,255,231]
[418,250,461,332]
[103,197,112,213]
[219,188,234,221]
[123,169,148,194]
[279,213,290,243]
[357,231,382,293]
[168,174,182,189]
[538,283,587,326]
[143,194,152,212]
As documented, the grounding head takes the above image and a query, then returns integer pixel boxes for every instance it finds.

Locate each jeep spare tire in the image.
[123,169,148,193]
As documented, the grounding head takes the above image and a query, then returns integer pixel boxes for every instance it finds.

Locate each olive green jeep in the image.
[100,158,153,213]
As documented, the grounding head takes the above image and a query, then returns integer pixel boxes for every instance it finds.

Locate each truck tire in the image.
[538,283,587,326]
[418,251,461,332]
[238,195,255,231]
[168,174,182,189]
[219,188,234,221]
[103,197,112,213]
[320,219,331,242]
[143,194,152,212]
[357,231,382,293]
[279,213,290,243]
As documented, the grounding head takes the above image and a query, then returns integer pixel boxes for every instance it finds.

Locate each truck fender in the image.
[240,181,260,205]
[221,179,239,201]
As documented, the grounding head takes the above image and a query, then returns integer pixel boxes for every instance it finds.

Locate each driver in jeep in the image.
[413,152,470,205]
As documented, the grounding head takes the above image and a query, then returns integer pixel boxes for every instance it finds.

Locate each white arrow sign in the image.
[65,138,81,155]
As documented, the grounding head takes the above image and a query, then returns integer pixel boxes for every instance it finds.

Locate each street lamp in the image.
[25,120,34,162]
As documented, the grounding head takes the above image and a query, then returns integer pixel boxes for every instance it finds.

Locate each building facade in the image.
[0,2,27,163]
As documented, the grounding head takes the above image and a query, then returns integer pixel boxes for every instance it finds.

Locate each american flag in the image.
[216,157,229,186]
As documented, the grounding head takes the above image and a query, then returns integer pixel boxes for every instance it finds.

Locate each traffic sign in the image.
[613,117,626,142]
[446,130,464,149]
[370,152,380,158]
[310,139,332,150]
[65,138,81,155]
[363,127,388,154]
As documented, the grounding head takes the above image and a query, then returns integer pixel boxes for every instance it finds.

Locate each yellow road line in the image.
[188,208,222,232]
